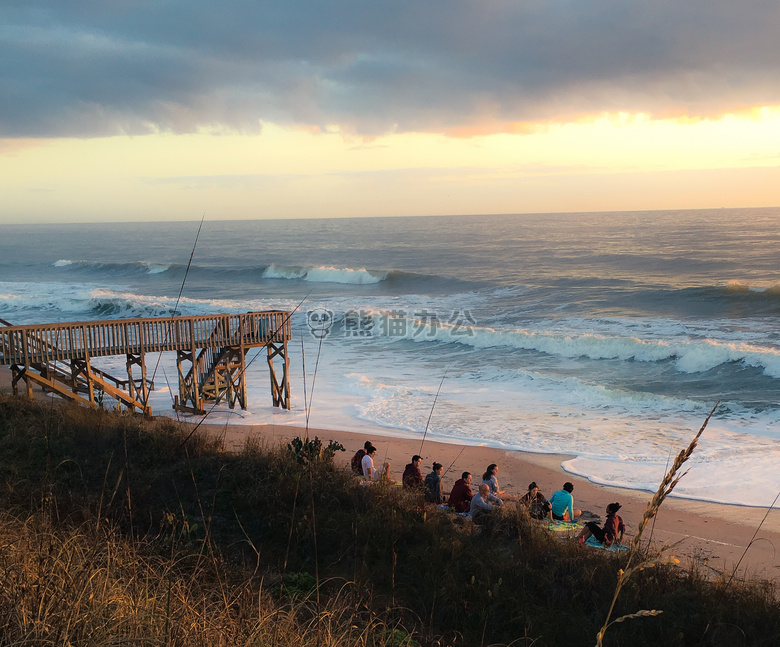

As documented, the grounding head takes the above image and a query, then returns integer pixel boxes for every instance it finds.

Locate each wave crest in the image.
[262,264,388,285]
[261,264,307,280]
[373,313,780,378]
[52,259,177,275]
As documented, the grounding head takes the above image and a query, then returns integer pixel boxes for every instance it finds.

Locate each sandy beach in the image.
[3,365,780,583]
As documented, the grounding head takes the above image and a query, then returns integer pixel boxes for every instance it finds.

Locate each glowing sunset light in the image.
[1,2,779,222]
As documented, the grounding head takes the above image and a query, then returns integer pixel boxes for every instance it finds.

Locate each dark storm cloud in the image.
[2,1,779,137]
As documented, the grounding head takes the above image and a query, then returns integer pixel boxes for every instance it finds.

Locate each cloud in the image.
[2,1,780,138]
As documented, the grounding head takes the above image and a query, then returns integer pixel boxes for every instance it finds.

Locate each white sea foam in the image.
[326,361,780,507]
[728,279,780,294]
[53,259,73,267]
[88,289,300,319]
[371,315,780,378]
[563,425,780,507]
[304,266,387,284]
[140,261,172,274]
[261,264,307,279]
[0,281,109,317]
[260,264,388,284]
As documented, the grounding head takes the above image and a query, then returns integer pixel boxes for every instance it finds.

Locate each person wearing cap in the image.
[424,462,446,504]
[351,440,374,476]
[402,455,424,489]
[549,482,582,521]
[447,471,475,513]
[520,481,552,520]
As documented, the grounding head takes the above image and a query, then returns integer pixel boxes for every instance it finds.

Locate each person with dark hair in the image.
[361,445,378,481]
[520,481,551,520]
[351,441,374,475]
[447,471,474,513]
[424,462,446,504]
[548,482,582,521]
[402,455,424,489]
[481,463,507,498]
[578,503,625,546]
[361,445,390,482]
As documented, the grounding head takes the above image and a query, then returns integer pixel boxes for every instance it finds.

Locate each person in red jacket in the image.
[402,455,424,489]
[447,471,474,513]
[577,502,626,546]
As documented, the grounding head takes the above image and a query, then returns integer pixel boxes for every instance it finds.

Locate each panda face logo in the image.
[306,309,334,339]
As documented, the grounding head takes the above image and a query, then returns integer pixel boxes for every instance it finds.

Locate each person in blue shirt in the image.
[548,482,582,521]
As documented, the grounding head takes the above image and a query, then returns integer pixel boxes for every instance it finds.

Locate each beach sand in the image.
[3,366,779,583]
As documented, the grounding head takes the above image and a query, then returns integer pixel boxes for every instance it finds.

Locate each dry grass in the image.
[0,511,421,646]
[2,395,780,646]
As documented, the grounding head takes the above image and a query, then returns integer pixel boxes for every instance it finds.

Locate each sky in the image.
[1,1,779,223]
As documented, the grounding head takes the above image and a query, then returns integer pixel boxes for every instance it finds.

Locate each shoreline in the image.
[212,421,780,581]
[2,366,779,581]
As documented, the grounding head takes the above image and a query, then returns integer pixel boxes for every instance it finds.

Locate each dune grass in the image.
[0,394,778,646]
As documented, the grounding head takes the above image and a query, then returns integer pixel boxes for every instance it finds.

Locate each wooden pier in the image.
[0,312,292,416]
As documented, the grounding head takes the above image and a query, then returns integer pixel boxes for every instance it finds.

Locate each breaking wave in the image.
[370,313,780,378]
[263,264,388,284]
[52,259,178,275]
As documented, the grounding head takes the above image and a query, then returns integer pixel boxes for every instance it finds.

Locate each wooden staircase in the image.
[176,319,249,413]
[1,317,153,414]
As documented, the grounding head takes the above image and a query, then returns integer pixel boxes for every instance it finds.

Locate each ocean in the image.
[1,208,779,507]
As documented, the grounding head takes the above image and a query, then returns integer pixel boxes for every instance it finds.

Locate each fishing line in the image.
[728,488,780,586]
[418,361,452,455]
[442,444,467,481]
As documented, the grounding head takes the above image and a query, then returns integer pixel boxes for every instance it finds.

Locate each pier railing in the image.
[0,312,290,366]
[1,312,292,415]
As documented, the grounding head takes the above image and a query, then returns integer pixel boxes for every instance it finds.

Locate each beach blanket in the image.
[585,537,629,551]
[545,520,581,533]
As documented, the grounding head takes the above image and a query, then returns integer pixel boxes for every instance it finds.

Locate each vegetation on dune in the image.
[0,394,778,646]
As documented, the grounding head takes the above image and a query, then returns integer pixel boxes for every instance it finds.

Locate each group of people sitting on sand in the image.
[350,442,625,547]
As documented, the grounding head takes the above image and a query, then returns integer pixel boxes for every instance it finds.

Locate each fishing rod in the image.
[418,361,452,455]
[174,212,206,318]
[303,313,327,438]
[300,336,309,438]
[441,443,467,481]
[150,211,207,413]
